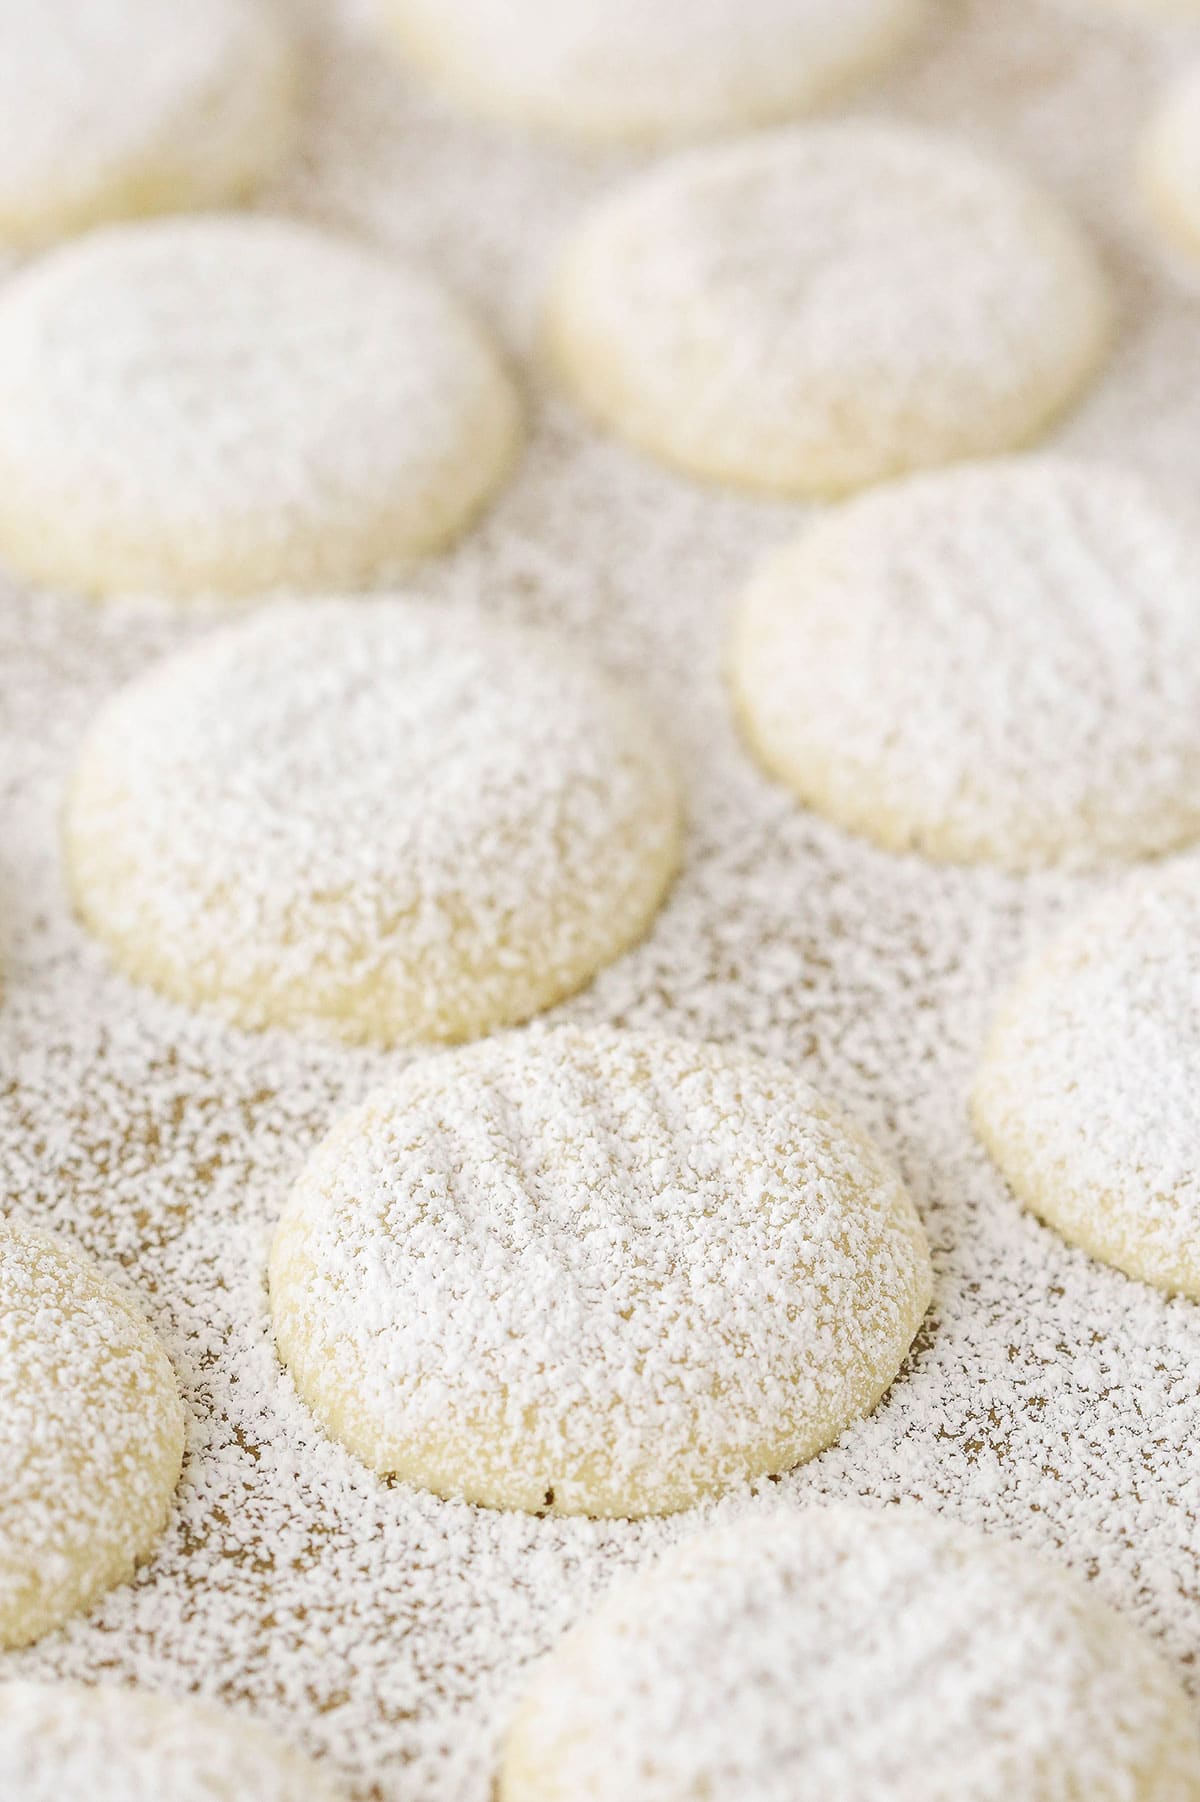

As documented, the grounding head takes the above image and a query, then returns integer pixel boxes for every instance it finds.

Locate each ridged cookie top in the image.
[973,858,1200,1297]
[0,1682,345,1801]
[269,1028,932,1516]
[66,600,681,1044]
[501,1507,1200,1801]
[732,457,1200,869]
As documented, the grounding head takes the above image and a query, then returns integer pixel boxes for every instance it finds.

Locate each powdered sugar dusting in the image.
[732,456,1200,868]
[2,1,1200,1798]
[0,216,521,596]
[382,0,927,143]
[0,1682,347,1801]
[269,1027,931,1515]
[0,0,297,245]
[973,857,1200,1297]
[0,1220,185,1651]
[547,118,1111,494]
[64,599,680,1043]
[501,1508,1200,1800]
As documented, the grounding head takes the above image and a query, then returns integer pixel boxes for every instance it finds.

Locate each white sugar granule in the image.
[2,1,1200,1799]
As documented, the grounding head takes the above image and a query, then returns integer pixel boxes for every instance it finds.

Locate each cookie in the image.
[500,1507,1200,1800]
[730,458,1200,868]
[0,1683,345,1801]
[269,1028,932,1516]
[383,0,926,144]
[0,216,521,598]
[1141,64,1200,276]
[66,601,680,1044]
[0,1219,184,1649]
[0,0,298,247]
[973,859,1200,1298]
[547,123,1110,497]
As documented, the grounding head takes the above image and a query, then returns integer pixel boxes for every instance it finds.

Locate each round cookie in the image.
[0,215,521,599]
[1141,65,1200,275]
[547,124,1111,498]
[0,0,298,248]
[382,0,928,146]
[65,601,680,1046]
[0,1683,344,1801]
[499,1507,1200,1801]
[0,1219,185,1650]
[973,859,1200,1299]
[730,457,1200,869]
[268,1027,932,1517]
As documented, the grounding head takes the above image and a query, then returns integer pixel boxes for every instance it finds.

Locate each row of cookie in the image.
[6,0,1198,240]
[2,88,1200,603]
[3,948,1193,1661]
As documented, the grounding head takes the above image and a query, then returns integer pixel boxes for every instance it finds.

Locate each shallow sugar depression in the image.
[2,1,1200,1798]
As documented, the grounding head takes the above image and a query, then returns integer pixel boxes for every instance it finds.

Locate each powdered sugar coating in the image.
[65,599,681,1044]
[547,122,1112,498]
[0,0,299,247]
[269,1028,932,1516]
[3,2,1200,1797]
[0,1220,185,1650]
[730,457,1200,870]
[0,1682,346,1801]
[973,858,1200,1298]
[1142,64,1200,275]
[0,215,522,598]
[382,0,927,145]
[500,1507,1200,1801]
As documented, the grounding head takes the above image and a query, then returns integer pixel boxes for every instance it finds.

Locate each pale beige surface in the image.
[269,1029,932,1516]
[729,457,1200,869]
[500,1509,1200,1801]
[0,216,522,600]
[547,122,1111,497]
[382,0,928,144]
[973,860,1200,1300]
[1,3,1199,1799]
[1141,64,1200,272]
[0,1221,185,1651]
[65,600,680,1045]
[0,0,299,247]
[0,1682,347,1801]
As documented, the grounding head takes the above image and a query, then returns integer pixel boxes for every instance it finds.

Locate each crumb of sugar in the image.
[2,2,1200,1799]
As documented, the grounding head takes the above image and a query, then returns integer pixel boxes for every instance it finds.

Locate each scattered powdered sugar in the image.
[382,0,927,143]
[269,1027,931,1515]
[731,456,1200,868]
[0,1681,347,1801]
[0,0,298,245]
[0,1219,185,1651]
[500,1506,1200,1800]
[0,215,521,596]
[973,856,1200,1297]
[1,1,1200,1798]
[64,598,680,1043]
[547,117,1111,494]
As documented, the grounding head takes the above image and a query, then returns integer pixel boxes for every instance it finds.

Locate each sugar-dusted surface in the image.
[65,601,679,1043]
[731,457,1200,868]
[2,1,1200,1798]
[974,858,1200,1298]
[269,1029,931,1516]
[0,1681,347,1802]
[500,1509,1200,1800]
